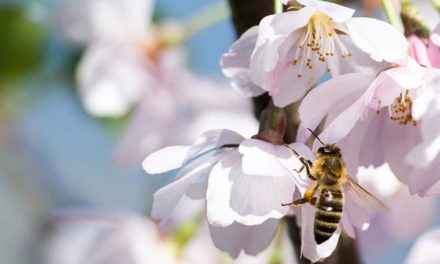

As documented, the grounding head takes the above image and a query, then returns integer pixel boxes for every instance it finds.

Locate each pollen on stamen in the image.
[297,74,302,78]
[389,91,417,126]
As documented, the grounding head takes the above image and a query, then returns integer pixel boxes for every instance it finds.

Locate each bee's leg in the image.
[282,186,318,207]
[299,158,317,181]
[284,144,317,181]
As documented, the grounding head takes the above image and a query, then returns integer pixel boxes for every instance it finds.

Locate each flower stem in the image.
[184,1,230,39]
[381,0,404,31]
[431,0,440,12]
[274,0,283,14]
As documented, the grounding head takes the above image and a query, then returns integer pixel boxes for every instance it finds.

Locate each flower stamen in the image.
[290,12,351,78]
[389,90,417,126]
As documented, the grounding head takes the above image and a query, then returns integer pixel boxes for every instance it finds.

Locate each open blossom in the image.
[144,127,384,261]
[298,58,426,182]
[222,0,408,107]
[142,128,308,257]
[298,54,440,197]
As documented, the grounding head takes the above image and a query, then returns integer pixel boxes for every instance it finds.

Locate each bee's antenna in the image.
[307,128,325,145]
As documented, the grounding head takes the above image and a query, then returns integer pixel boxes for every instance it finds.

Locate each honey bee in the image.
[282,129,387,244]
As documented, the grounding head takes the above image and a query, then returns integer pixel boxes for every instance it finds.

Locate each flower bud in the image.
[252,106,286,145]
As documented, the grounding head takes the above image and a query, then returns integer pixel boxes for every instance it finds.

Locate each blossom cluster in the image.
[46,0,440,262]
[144,0,440,261]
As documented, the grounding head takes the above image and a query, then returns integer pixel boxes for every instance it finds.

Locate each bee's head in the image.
[317,144,341,157]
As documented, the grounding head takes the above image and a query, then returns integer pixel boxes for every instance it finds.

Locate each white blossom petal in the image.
[298,72,375,142]
[142,146,191,174]
[239,139,298,178]
[185,129,244,164]
[297,0,355,23]
[207,152,295,226]
[221,26,265,97]
[347,17,408,63]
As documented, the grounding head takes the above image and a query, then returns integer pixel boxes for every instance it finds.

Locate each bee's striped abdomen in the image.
[314,188,344,244]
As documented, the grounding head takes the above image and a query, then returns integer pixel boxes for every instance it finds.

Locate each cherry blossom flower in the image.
[405,228,440,264]
[222,0,408,107]
[298,58,426,181]
[115,50,258,165]
[57,0,185,117]
[144,126,389,261]
[142,128,311,257]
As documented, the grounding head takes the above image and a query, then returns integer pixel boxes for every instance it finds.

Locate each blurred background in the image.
[0,0,439,263]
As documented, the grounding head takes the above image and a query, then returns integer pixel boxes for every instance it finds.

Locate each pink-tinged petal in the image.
[408,35,432,67]
[299,72,375,142]
[221,26,266,97]
[341,214,356,238]
[405,229,440,264]
[428,24,440,68]
[347,17,408,63]
[270,7,316,35]
[185,129,244,163]
[269,45,327,107]
[405,111,440,167]
[142,146,191,174]
[381,116,421,184]
[337,117,385,175]
[427,42,440,68]
[327,34,386,77]
[301,204,341,262]
[316,79,381,145]
[381,61,424,91]
[408,155,440,196]
[239,139,298,178]
[383,190,434,240]
[208,220,279,258]
[297,0,354,22]
[250,37,287,86]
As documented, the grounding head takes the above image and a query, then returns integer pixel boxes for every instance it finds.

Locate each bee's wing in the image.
[343,175,388,212]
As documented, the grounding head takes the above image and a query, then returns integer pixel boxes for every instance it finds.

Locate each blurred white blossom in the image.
[405,228,440,264]
[40,208,176,264]
[115,50,258,165]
